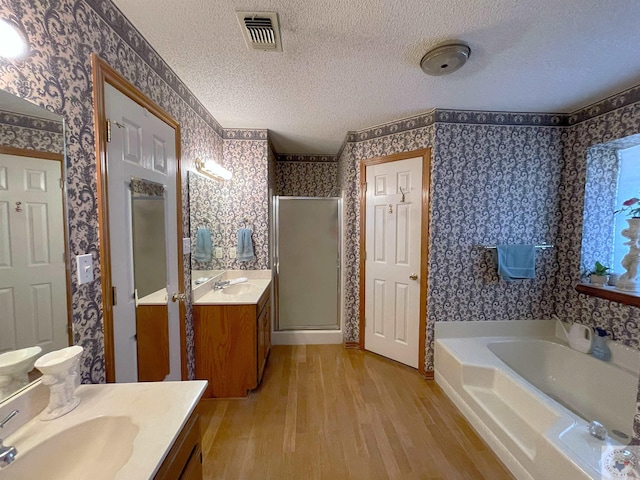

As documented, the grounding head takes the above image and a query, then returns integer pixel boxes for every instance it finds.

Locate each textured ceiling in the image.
[112,0,640,154]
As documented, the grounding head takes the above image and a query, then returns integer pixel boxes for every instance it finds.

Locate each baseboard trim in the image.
[344,342,360,349]
[272,330,343,345]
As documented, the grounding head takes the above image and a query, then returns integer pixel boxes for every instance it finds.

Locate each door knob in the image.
[409,273,418,280]
[172,292,186,303]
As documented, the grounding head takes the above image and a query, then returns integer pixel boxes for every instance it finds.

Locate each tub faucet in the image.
[0,409,18,467]
[588,420,607,440]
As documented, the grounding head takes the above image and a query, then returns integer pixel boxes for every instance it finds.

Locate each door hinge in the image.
[59,178,64,189]
[363,182,368,192]
[112,286,117,306]
[106,119,111,143]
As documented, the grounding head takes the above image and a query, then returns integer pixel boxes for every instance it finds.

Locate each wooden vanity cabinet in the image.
[194,286,271,398]
[154,411,202,480]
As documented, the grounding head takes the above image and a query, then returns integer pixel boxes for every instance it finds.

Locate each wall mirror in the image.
[131,177,167,300]
[0,88,71,403]
[188,170,224,284]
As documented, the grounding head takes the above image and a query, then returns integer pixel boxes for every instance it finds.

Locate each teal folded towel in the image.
[193,228,212,262]
[495,245,535,282]
[237,228,255,262]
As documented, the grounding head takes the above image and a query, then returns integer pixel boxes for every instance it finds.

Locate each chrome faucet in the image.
[213,280,230,290]
[588,420,607,440]
[0,409,18,467]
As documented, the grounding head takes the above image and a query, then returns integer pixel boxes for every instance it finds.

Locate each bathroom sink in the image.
[222,283,257,295]
[3,415,138,479]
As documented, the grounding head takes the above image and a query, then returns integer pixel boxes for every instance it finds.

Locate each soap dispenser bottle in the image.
[592,328,611,361]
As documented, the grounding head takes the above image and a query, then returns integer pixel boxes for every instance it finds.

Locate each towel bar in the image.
[479,244,554,250]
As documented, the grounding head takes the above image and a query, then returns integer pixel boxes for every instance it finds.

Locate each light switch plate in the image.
[183,237,191,255]
[215,247,223,258]
[229,247,236,259]
[76,254,94,284]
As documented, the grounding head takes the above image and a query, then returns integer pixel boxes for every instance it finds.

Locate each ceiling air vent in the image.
[237,12,282,52]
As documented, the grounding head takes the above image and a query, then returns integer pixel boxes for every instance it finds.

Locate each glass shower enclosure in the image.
[273,197,341,331]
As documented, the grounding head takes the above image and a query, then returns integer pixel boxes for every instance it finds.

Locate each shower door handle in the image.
[409,273,418,280]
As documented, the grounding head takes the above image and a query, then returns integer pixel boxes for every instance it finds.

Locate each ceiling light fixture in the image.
[420,43,471,76]
[0,19,27,58]
[195,158,232,181]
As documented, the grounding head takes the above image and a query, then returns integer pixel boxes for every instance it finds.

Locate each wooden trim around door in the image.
[91,54,187,382]
[359,148,431,376]
[0,146,74,346]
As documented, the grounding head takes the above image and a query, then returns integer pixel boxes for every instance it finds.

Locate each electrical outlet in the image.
[182,237,191,254]
[76,254,94,284]
[215,247,223,258]
[229,247,237,259]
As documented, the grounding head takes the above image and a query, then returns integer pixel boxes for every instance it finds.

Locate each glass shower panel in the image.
[277,198,340,330]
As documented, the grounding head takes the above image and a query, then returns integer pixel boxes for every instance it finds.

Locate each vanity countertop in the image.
[1,380,207,479]
[137,288,167,306]
[194,278,271,305]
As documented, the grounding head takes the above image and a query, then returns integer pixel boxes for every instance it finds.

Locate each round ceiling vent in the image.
[420,43,471,76]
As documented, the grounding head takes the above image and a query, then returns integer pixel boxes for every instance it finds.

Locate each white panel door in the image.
[105,84,179,383]
[365,157,422,368]
[0,154,67,354]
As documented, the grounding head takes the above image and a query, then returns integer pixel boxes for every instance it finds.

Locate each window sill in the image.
[575,283,640,308]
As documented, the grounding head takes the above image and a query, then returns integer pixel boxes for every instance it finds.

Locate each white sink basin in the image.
[3,416,138,479]
[221,283,258,295]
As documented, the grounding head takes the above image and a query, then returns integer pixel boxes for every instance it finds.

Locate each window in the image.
[580,133,640,306]
[612,144,640,270]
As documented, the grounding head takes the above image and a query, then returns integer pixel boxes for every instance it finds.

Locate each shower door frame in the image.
[273,196,342,332]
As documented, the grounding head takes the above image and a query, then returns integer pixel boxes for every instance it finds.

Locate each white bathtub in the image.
[435,329,640,480]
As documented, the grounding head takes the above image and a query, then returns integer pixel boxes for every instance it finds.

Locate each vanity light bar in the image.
[194,158,232,181]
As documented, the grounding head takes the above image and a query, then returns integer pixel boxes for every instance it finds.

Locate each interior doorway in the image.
[359,149,431,374]
[92,55,186,382]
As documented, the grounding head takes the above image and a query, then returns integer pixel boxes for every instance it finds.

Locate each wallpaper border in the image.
[569,84,640,125]
[344,109,570,145]
[223,128,268,140]
[0,110,62,132]
[276,154,337,163]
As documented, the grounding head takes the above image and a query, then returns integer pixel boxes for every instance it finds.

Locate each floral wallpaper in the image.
[275,160,338,197]
[0,0,224,383]
[189,171,224,271]
[220,137,270,270]
[0,110,64,154]
[189,135,270,271]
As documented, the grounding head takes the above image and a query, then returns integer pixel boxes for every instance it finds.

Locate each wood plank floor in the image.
[197,345,514,480]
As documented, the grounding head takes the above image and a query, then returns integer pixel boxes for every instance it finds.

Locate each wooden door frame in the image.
[91,54,187,382]
[359,148,431,377]
[0,146,73,347]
